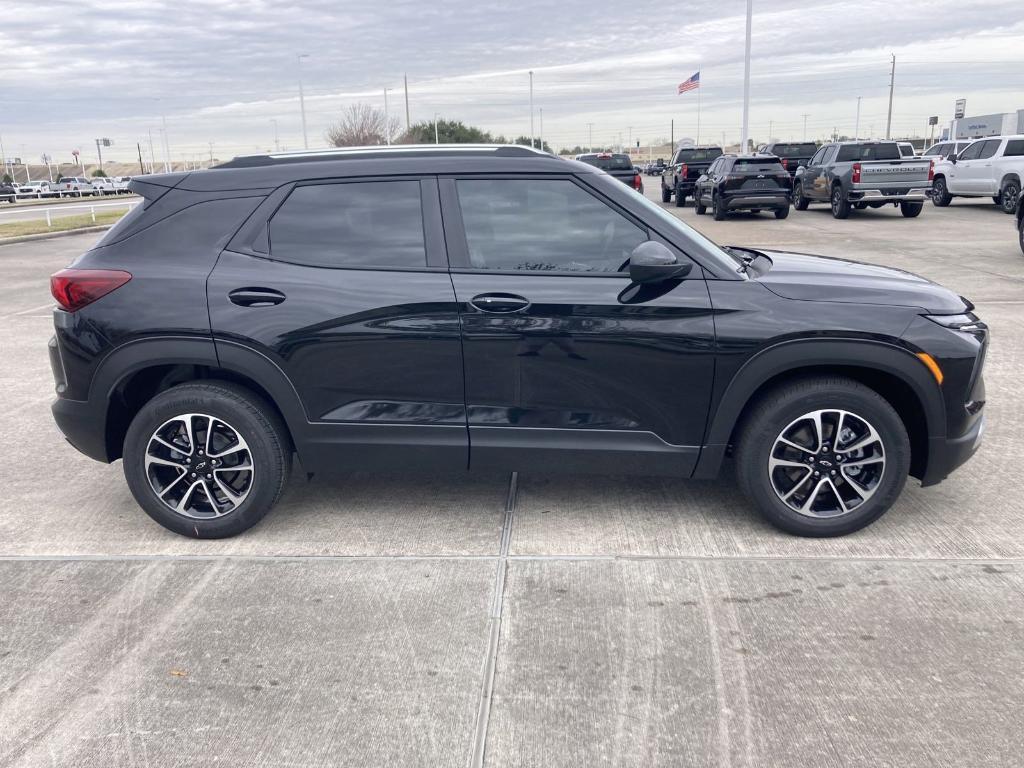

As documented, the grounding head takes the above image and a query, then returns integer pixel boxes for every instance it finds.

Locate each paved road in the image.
[1,196,1022,767]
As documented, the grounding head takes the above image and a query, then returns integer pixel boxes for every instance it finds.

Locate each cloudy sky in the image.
[1,0,1022,165]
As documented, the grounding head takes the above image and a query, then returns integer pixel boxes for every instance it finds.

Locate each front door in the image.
[209,176,467,473]
[440,176,716,476]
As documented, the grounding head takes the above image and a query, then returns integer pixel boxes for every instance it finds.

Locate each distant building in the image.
[951,109,1024,139]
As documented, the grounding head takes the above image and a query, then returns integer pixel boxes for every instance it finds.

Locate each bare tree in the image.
[325,103,402,147]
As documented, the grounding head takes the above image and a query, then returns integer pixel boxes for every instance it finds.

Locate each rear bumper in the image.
[849,187,930,202]
[921,412,984,487]
[52,396,110,463]
[722,193,791,210]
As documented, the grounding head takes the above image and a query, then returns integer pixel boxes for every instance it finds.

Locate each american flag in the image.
[677,71,700,94]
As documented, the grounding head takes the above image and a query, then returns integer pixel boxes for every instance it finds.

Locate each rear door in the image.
[208,176,468,473]
[440,173,716,476]
[973,139,1003,194]
[950,140,985,192]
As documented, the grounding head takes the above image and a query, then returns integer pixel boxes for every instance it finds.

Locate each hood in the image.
[753,249,970,314]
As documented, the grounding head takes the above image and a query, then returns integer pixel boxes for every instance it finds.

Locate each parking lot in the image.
[2,193,1023,766]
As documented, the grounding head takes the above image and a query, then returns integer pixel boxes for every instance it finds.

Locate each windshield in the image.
[577,154,633,171]
[836,143,901,161]
[771,143,816,156]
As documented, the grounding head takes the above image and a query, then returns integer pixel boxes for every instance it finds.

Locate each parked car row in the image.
[930,135,1023,214]
[0,176,134,202]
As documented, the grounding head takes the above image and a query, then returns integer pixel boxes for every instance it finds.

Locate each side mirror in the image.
[797,162,806,169]
[629,241,693,284]
[948,154,958,163]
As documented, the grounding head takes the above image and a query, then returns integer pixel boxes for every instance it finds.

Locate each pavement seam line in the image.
[469,470,516,768]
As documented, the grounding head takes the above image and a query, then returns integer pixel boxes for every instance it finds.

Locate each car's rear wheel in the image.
[999,180,1019,214]
[1018,216,1024,256]
[774,205,789,219]
[674,186,686,207]
[931,176,952,206]
[900,201,924,218]
[661,184,671,203]
[123,381,291,538]
[793,181,809,210]
[830,186,850,219]
[712,192,726,220]
[735,376,910,537]
[694,194,707,215]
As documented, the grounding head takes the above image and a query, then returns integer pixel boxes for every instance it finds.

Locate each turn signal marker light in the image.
[916,352,944,385]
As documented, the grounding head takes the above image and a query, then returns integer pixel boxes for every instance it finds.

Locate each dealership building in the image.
[949,108,1024,139]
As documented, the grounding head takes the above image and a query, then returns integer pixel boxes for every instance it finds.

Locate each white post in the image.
[696,65,702,146]
[90,206,96,223]
[854,96,862,140]
[434,113,439,145]
[740,0,753,153]
[529,71,535,149]
[161,115,171,172]
[384,88,391,145]
[46,209,52,227]
[540,107,544,152]
[298,54,310,149]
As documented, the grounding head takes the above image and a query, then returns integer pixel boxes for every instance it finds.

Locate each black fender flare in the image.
[693,338,945,478]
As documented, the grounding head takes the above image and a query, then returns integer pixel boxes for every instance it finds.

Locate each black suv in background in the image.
[574,152,643,192]
[660,146,723,206]
[758,141,819,178]
[693,155,793,220]
[49,145,986,539]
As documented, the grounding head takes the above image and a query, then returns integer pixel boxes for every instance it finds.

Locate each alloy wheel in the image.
[768,409,885,518]
[145,413,254,519]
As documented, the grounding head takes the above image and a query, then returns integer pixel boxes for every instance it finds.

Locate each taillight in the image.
[680,163,688,179]
[781,158,788,170]
[50,269,132,312]
[633,172,642,190]
[928,159,935,181]
[852,162,862,183]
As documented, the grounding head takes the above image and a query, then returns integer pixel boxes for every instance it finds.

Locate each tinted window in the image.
[922,144,945,157]
[771,143,817,156]
[809,147,827,166]
[1005,140,1024,157]
[898,144,915,157]
[734,158,785,172]
[456,179,647,273]
[676,148,723,163]
[836,143,901,161]
[576,154,633,171]
[270,181,426,268]
[977,140,1000,160]
[958,141,984,160]
[823,146,839,164]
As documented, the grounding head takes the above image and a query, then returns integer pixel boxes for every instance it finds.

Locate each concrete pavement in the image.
[1,193,1022,766]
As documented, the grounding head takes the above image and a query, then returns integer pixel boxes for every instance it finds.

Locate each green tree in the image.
[399,118,495,144]
[1,173,12,184]
[512,135,552,154]
[91,169,108,177]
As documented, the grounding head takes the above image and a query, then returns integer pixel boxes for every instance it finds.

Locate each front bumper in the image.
[922,412,984,487]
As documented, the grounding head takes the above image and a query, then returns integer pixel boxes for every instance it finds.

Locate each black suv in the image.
[757,141,819,178]
[693,154,793,220]
[49,145,987,539]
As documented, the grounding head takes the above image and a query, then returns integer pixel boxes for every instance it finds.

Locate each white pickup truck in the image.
[931,135,1024,214]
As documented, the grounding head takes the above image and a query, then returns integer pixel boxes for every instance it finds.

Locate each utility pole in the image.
[885,53,896,140]
[403,74,410,132]
[539,107,544,152]
[670,119,674,154]
[271,119,280,152]
[147,129,156,174]
[627,126,632,156]
[137,143,145,175]
[802,113,809,141]
[298,54,310,149]
[208,142,214,167]
[529,70,535,149]
[854,96,862,140]
[740,0,753,153]
[95,138,104,172]
[384,88,392,145]
[587,122,594,153]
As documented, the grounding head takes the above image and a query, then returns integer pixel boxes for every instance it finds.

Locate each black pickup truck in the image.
[757,141,818,178]
[574,153,644,192]
[660,146,723,207]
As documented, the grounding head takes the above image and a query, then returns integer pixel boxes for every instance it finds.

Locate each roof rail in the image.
[215,143,554,169]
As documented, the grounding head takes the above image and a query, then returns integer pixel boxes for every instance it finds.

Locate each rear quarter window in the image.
[1002,139,1024,157]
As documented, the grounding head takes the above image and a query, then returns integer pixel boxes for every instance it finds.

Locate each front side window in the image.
[456,179,647,273]
[269,180,426,268]
[809,147,827,166]
[958,141,984,161]
[977,140,1000,160]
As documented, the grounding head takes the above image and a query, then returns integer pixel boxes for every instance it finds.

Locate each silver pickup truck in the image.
[793,141,932,219]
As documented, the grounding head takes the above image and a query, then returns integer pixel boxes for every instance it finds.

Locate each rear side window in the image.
[456,178,646,273]
[836,144,901,161]
[269,180,426,268]
[1005,140,1024,157]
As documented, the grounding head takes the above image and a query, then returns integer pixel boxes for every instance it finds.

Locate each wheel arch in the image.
[695,339,945,481]
[1000,172,1020,189]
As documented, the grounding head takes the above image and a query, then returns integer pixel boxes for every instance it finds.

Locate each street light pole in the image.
[529,70,535,149]
[740,0,753,153]
[802,113,810,141]
[434,112,440,145]
[539,107,544,152]
[298,54,310,149]
[384,88,392,145]
[587,122,593,153]
[854,96,862,140]
[271,119,280,152]
[885,53,896,139]
[161,114,170,172]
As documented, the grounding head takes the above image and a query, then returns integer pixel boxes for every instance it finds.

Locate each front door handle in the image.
[228,287,286,307]
[469,293,531,313]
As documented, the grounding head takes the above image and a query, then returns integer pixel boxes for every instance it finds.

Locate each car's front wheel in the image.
[999,179,1019,214]
[900,201,923,218]
[774,205,789,219]
[735,376,910,537]
[830,186,851,219]
[931,176,952,206]
[123,381,291,538]
[793,181,809,210]
[694,193,707,215]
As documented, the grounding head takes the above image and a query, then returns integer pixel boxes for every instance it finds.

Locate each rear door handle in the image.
[469,293,530,313]
[228,287,286,307]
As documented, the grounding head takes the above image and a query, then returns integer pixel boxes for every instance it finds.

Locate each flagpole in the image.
[696,67,701,146]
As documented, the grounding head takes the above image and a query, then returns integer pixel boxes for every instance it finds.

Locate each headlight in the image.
[923,313,986,334]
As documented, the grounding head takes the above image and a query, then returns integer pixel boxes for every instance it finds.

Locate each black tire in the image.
[1018,217,1024,256]
[793,181,809,210]
[661,184,671,203]
[931,176,952,206]
[774,205,789,219]
[735,376,910,537]
[694,194,707,215]
[712,192,726,220]
[123,381,291,538]
[993,195,1003,206]
[900,201,923,218]
[830,185,850,219]
[999,180,1019,214]
[674,186,686,208]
